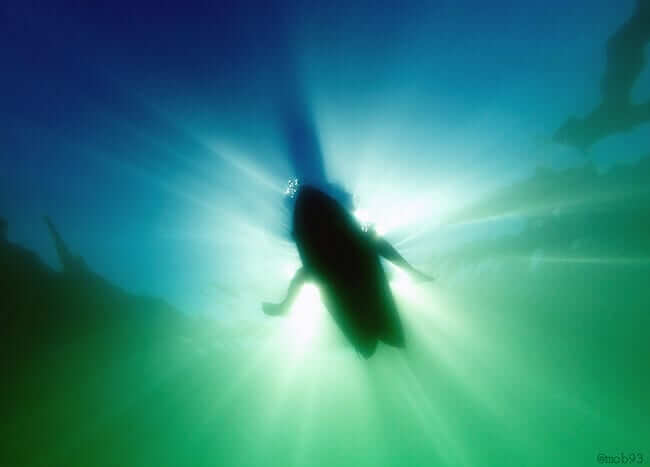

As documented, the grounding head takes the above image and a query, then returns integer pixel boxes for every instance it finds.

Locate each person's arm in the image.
[262,267,309,316]
[371,233,434,282]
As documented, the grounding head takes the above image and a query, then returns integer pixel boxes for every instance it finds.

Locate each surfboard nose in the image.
[357,339,378,359]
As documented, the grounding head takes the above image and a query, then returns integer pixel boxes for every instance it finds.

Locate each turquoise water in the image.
[2,1,650,466]
[4,158,649,466]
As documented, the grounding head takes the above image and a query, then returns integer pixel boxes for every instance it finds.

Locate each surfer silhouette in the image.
[554,0,650,152]
[262,183,433,358]
[265,31,434,357]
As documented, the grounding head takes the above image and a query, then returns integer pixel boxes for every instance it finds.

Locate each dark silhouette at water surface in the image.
[277,74,354,210]
[1,216,181,371]
[263,185,433,358]
[554,0,650,152]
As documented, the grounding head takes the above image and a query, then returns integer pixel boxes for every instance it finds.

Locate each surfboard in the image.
[292,186,405,357]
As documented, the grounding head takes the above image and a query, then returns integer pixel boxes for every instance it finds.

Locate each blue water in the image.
[2,1,649,466]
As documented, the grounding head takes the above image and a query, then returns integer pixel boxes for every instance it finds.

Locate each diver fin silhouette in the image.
[554,0,650,152]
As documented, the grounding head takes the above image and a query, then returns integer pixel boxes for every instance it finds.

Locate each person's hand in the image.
[262,302,285,316]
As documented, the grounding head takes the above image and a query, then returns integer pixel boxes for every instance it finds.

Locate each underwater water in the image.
[2,1,650,466]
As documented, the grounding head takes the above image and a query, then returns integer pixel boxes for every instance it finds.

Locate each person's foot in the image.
[410,269,435,283]
[262,302,286,316]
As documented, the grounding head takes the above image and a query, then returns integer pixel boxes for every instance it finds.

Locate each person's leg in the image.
[373,236,434,282]
[262,267,309,316]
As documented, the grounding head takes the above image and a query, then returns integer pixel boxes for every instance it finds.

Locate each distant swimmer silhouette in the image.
[262,183,433,358]
[554,0,650,152]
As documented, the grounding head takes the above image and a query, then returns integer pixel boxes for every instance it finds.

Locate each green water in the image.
[4,159,649,467]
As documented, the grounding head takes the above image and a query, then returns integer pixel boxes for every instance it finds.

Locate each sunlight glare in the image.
[285,283,326,346]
